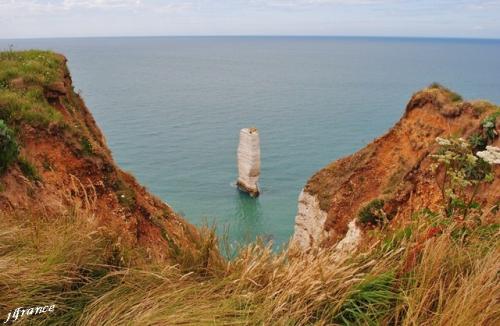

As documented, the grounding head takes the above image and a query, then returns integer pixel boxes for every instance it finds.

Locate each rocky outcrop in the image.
[292,189,362,254]
[292,190,328,250]
[292,85,500,252]
[333,220,361,256]
[292,189,362,257]
[237,127,261,197]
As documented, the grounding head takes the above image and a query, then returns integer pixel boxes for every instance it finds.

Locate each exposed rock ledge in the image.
[292,190,328,250]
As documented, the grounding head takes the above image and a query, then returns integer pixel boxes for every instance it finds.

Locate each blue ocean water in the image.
[2,36,500,249]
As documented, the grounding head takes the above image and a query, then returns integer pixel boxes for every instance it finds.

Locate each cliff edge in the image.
[293,84,500,252]
[0,51,201,260]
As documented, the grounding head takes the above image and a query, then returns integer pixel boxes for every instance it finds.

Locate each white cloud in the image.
[0,0,191,13]
[61,0,142,9]
[254,0,392,6]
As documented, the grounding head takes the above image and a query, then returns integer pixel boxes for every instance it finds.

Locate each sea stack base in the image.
[237,180,260,197]
[237,127,261,197]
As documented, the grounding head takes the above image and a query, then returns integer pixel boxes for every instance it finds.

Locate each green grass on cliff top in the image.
[0,50,62,127]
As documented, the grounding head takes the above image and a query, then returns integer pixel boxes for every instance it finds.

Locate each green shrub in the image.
[18,157,41,182]
[335,272,399,325]
[115,179,136,210]
[429,82,444,89]
[42,154,53,171]
[482,113,498,141]
[468,133,487,151]
[80,137,93,156]
[358,199,386,225]
[450,92,463,102]
[428,82,462,102]
[0,119,19,174]
[382,226,413,252]
[432,137,494,219]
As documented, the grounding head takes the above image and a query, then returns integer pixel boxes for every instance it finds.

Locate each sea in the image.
[2,36,500,250]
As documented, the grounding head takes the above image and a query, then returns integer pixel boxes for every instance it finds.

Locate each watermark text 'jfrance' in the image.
[3,305,55,324]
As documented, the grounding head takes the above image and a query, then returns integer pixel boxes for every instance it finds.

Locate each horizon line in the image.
[2,34,500,42]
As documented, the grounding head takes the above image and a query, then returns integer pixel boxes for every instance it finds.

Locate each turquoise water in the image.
[2,37,500,249]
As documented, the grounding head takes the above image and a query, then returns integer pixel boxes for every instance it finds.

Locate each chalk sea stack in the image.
[237,127,261,197]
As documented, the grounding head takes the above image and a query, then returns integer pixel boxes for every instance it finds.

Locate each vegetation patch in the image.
[358,199,386,226]
[0,50,63,127]
[432,137,494,219]
[115,178,137,210]
[0,119,19,174]
[467,109,498,152]
[383,166,407,195]
[468,133,488,152]
[0,50,61,87]
[472,100,499,117]
[41,154,54,171]
[481,112,499,141]
[428,82,463,102]
[80,136,93,156]
[18,157,41,182]
[334,272,399,325]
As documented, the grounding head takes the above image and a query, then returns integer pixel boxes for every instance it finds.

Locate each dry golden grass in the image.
[1,198,498,325]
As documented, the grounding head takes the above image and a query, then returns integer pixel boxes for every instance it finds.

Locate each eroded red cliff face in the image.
[293,86,500,252]
[0,54,201,260]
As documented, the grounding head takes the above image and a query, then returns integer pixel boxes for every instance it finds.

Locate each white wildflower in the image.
[476,146,500,165]
[483,121,495,129]
[436,137,451,146]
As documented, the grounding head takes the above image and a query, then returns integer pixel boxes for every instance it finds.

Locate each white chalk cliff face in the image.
[237,128,261,197]
[292,190,361,255]
[292,190,328,250]
[333,220,361,257]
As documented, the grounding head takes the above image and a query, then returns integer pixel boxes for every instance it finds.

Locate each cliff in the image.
[293,84,500,252]
[0,51,201,260]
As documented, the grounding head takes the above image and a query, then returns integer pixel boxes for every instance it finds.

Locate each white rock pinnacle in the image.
[237,128,261,197]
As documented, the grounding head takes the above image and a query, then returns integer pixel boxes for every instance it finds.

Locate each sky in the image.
[1,0,500,39]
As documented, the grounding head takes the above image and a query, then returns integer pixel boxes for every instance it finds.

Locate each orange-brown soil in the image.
[304,86,500,248]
